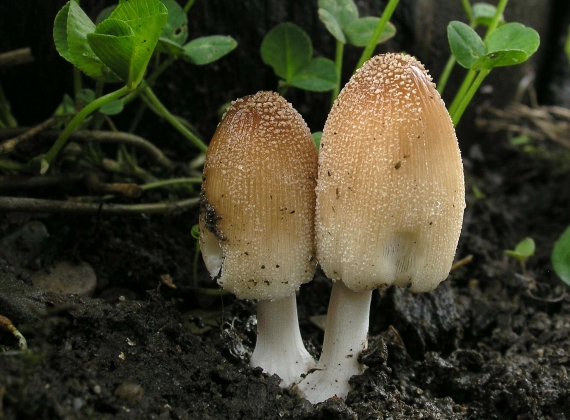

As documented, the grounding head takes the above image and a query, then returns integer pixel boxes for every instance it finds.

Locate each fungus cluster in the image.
[200,53,465,403]
[200,91,318,387]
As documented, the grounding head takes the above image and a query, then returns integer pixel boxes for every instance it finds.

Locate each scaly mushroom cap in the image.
[200,91,318,301]
[316,53,465,293]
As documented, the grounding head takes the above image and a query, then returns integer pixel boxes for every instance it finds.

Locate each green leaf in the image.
[39,159,50,175]
[505,237,535,260]
[447,21,486,69]
[471,23,540,71]
[312,131,322,149]
[514,237,535,257]
[76,88,96,106]
[485,22,540,57]
[158,38,186,56]
[472,3,504,27]
[471,49,529,71]
[99,99,124,115]
[182,35,238,65]
[157,0,188,53]
[63,1,122,82]
[318,0,358,29]
[157,0,190,57]
[318,8,346,43]
[552,225,570,286]
[53,2,74,63]
[95,5,116,25]
[345,17,396,47]
[54,94,76,117]
[290,57,337,92]
[99,0,169,88]
[191,224,200,239]
[88,19,136,84]
[472,185,485,199]
[261,23,312,81]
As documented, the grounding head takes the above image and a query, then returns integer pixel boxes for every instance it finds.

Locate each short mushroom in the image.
[200,91,318,387]
[295,53,465,403]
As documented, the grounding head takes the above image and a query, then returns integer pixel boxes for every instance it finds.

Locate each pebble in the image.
[0,220,49,265]
[114,382,144,402]
[31,260,97,296]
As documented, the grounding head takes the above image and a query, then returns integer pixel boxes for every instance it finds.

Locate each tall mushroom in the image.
[296,53,465,403]
[200,91,318,387]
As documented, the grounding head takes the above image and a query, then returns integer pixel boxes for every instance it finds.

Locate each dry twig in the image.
[477,103,570,149]
[0,196,198,215]
[0,128,175,170]
[0,117,56,155]
[0,48,34,68]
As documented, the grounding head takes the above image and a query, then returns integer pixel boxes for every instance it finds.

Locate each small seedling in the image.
[261,0,399,101]
[261,22,338,95]
[505,236,535,275]
[509,135,532,146]
[32,0,237,175]
[317,0,398,102]
[552,225,570,286]
[444,0,540,126]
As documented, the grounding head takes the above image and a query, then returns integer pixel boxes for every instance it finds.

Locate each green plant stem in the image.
[447,0,507,125]
[0,159,26,172]
[128,101,148,133]
[40,85,131,170]
[448,69,476,118]
[183,0,196,13]
[483,0,508,40]
[331,40,344,105]
[102,157,156,183]
[355,0,400,71]
[142,86,208,152]
[436,55,457,95]
[0,83,17,128]
[141,177,202,191]
[438,0,476,94]
[122,57,174,106]
[460,0,475,26]
[118,144,137,170]
[451,68,490,126]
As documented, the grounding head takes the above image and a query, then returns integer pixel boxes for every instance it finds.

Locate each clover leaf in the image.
[261,23,337,92]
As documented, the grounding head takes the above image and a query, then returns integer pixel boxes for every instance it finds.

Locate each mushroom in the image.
[295,53,465,403]
[200,91,318,387]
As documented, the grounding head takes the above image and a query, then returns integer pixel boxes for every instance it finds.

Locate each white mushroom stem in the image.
[296,281,372,403]
[250,294,315,388]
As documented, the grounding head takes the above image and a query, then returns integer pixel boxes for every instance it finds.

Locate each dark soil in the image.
[1,130,570,420]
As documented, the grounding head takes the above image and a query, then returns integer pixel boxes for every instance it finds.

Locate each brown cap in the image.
[200,91,318,300]
[316,53,465,293]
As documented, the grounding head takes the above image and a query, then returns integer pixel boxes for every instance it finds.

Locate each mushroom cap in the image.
[316,53,465,293]
[200,91,318,301]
